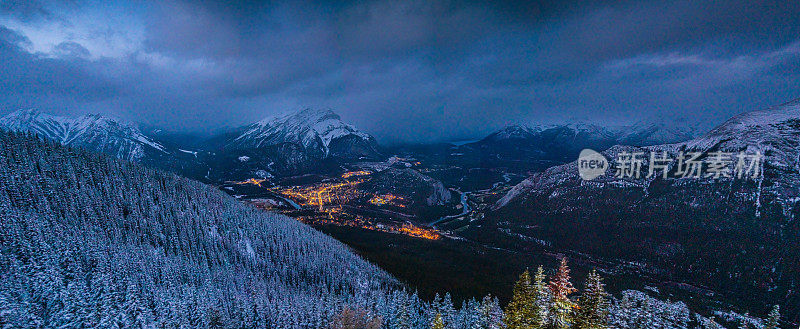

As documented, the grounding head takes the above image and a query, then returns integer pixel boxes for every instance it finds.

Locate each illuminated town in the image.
[232,171,441,240]
[369,194,406,207]
[233,177,267,187]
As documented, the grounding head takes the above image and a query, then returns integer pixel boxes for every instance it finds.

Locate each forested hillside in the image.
[0,130,445,327]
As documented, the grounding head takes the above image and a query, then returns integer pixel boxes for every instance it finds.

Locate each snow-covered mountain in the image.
[480,124,542,142]
[616,121,697,146]
[198,108,383,180]
[496,98,800,209]
[476,120,695,150]
[458,121,691,174]
[486,98,800,321]
[228,108,380,160]
[0,108,383,182]
[0,109,167,161]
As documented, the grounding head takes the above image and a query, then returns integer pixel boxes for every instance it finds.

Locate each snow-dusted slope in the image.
[496,98,800,209]
[487,99,800,319]
[0,109,167,161]
[685,98,800,165]
[229,108,378,158]
[480,121,694,149]
[481,124,542,142]
[616,121,696,146]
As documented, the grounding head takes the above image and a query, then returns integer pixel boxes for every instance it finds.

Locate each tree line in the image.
[332,258,784,329]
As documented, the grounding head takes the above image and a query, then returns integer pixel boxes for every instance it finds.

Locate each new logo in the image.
[578,149,608,180]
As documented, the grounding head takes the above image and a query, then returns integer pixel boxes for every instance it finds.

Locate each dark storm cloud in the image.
[0,27,122,105]
[0,0,799,143]
[0,0,53,22]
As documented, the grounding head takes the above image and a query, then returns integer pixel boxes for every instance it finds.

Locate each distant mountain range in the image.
[452,121,696,174]
[477,121,695,147]
[479,98,800,321]
[1,107,699,184]
[0,108,382,182]
[0,109,168,161]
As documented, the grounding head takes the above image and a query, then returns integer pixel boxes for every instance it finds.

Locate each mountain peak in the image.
[298,107,339,119]
[256,107,340,126]
[684,97,800,153]
[486,124,540,141]
[232,107,379,159]
[0,109,166,160]
[780,97,800,107]
[6,108,40,117]
[1,109,48,127]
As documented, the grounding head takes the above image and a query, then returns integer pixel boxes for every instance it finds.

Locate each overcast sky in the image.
[1,0,799,143]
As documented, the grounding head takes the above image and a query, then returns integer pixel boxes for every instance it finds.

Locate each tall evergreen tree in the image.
[531,266,550,326]
[503,269,535,329]
[474,295,503,329]
[548,258,577,329]
[573,270,608,329]
[208,308,224,329]
[764,305,780,329]
[431,313,445,329]
[330,307,381,329]
[396,299,411,329]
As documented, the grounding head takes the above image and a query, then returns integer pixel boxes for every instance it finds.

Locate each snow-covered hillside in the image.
[0,109,167,161]
[479,121,695,148]
[488,98,800,322]
[616,121,697,146]
[496,98,800,210]
[685,98,800,167]
[481,124,542,141]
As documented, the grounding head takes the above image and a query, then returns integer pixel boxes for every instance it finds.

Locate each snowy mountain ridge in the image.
[685,98,800,154]
[483,120,696,147]
[485,124,542,140]
[496,98,800,209]
[231,108,374,157]
[487,98,800,321]
[0,108,166,161]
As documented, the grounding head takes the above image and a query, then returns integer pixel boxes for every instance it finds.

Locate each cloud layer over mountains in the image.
[1,0,799,143]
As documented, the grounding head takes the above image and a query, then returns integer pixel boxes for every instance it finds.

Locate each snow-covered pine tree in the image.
[441,293,456,326]
[532,266,551,326]
[573,270,609,329]
[431,313,445,329]
[764,305,780,329]
[473,295,503,329]
[503,269,536,329]
[330,307,382,329]
[737,319,749,329]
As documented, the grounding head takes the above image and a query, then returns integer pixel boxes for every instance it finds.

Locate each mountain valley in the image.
[2,103,796,327]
